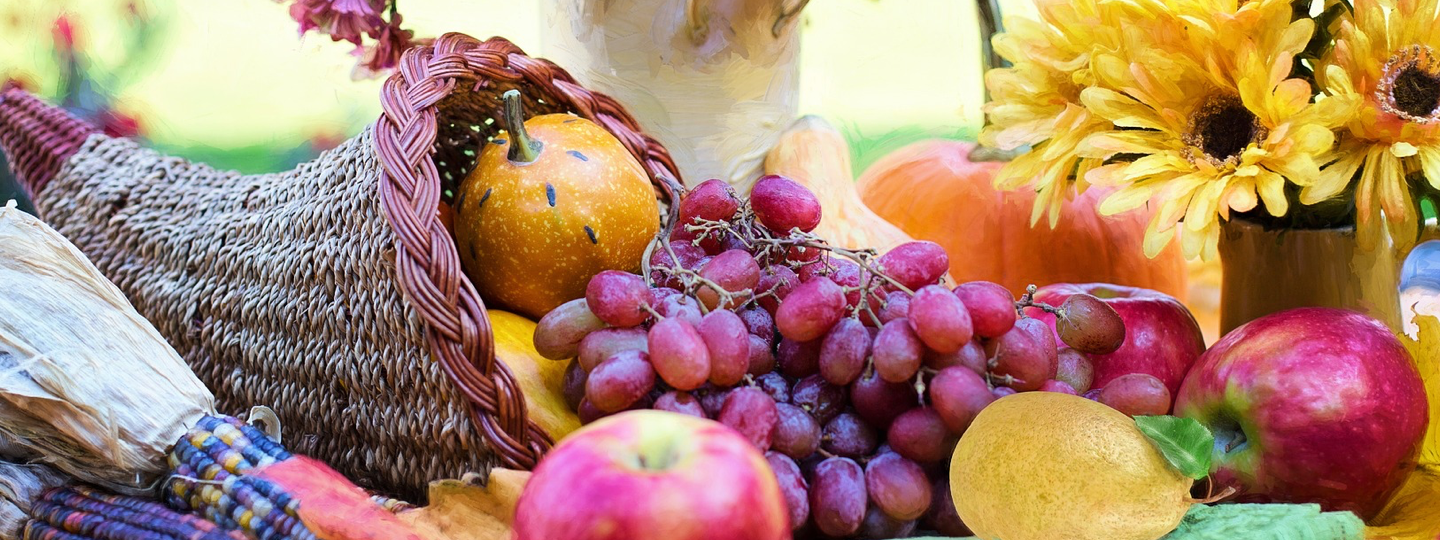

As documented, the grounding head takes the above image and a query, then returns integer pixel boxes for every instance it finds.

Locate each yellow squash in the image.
[487,309,581,442]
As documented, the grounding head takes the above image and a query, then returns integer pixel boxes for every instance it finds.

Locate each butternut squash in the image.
[762,115,913,252]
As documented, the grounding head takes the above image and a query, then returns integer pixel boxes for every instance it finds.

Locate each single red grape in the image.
[577,397,604,424]
[924,339,988,376]
[808,457,866,537]
[577,327,649,372]
[819,318,871,386]
[877,290,910,324]
[792,375,846,425]
[953,281,1017,338]
[697,249,761,309]
[533,298,607,360]
[821,413,879,458]
[991,317,1058,391]
[928,366,994,435]
[992,386,1017,399]
[739,306,776,345]
[695,384,733,418]
[865,452,931,520]
[719,387,779,450]
[756,372,791,403]
[751,175,822,233]
[585,270,651,327]
[653,390,707,418]
[678,178,742,225]
[828,259,864,308]
[773,402,822,459]
[698,309,749,386]
[907,285,974,353]
[747,334,777,375]
[873,319,924,383]
[850,369,918,428]
[1097,373,1171,417]
[1057,293,1126,355]
[1039,379,1078,395]
[876,241,949,291]
[776,277,847,342]
[585,350,656,412]
[562,359,586,411]
[887,407,952,464]
[656,294,704,327]
[859,506,917,539]
[649,242,707,288]
[924,477,971,537]
[755,265,800,315]
[765,452,810,531]
[647,317,712,390]
[1055,348,1095,393]
[777,337,822,379]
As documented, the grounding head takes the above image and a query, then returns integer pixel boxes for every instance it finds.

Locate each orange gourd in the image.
[454,90,660,319]
[856,140,1188,300]
[762,116,913,252]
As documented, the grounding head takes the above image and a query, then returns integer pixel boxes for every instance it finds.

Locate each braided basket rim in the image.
[373,33,682,470]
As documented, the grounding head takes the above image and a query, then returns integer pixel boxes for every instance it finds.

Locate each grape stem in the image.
[641,176,689,289]
[1013,283,1062,317]
[641,303,665,320]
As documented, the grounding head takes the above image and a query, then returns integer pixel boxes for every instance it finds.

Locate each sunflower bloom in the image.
[1078,3,1351,260]
[981,0,1164,227]
[1304,0,1440,250]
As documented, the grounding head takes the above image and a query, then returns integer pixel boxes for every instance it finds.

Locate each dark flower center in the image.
[1379,45,1440,123]
[1393,67,1440,117]
[1187,95,1263,165]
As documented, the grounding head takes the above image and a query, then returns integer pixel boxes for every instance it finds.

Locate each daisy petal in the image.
[1256,169,1289,217]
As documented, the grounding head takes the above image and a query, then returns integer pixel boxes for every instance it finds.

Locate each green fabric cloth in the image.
[895,503,1363,540]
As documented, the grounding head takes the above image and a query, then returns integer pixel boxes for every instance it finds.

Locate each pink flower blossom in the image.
[351,13,425,79]
[289,0,386,46]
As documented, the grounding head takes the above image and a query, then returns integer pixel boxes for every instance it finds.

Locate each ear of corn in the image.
[23,485,247,540]
[164,416,316,540]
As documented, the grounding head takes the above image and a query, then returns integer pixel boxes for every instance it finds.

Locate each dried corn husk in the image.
[0,461,70,540]
[0,201,214,495]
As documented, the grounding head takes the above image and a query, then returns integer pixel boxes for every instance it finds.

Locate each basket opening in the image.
[432,88,576,202]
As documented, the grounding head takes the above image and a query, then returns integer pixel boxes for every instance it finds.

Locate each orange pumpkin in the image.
[454,90,660,319]
[856,140,1188,301]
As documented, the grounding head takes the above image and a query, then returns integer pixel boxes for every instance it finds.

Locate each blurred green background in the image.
[0,0,1045,209]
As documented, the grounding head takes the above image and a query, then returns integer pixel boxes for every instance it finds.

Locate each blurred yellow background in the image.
[0,0,1038,163]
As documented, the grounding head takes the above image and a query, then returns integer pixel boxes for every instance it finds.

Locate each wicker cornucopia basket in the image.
[0,33,681,501]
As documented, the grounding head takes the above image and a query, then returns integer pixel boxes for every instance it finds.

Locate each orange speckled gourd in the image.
[455,90,660,319]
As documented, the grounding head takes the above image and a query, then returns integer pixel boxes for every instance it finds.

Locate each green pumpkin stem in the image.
[502,89,543,163]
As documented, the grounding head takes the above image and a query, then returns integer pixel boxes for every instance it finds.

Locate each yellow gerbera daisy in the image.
[1304,0,1440,250]
[1078,1,1352,260]
[981,0,1170,227]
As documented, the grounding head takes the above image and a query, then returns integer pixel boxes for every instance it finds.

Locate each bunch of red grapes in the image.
[533,175,1128,539]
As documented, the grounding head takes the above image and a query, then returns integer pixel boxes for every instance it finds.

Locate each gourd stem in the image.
[502,89,542,163]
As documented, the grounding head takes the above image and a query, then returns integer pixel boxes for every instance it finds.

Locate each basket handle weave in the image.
[374,34,682,470]
[0,89,99,199]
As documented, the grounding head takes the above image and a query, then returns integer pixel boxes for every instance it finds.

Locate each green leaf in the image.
[1160,503,1365,540]
[1135,415,1214,479]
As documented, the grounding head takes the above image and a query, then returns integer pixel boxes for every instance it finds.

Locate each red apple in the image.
[1174,307,1428,520]
[1025,283,1204,404]
[513,409,790,540]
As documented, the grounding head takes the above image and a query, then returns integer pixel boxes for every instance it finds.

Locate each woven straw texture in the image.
[1,34,680,501]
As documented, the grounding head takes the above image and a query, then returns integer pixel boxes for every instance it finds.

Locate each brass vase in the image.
[1217,217,1440,335]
